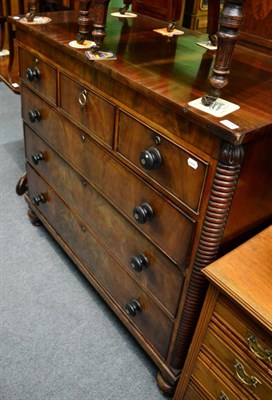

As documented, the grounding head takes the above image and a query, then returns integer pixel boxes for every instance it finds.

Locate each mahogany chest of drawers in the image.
[12,9,272,395]
[174,226,272,399]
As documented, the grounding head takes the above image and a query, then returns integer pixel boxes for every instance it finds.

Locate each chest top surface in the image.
[203,225,272,332]
[10,9,272,145]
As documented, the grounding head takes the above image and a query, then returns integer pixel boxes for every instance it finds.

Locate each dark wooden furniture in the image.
[12,8,272,395]
[174,226,272,399]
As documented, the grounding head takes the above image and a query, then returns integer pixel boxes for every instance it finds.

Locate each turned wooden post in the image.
[92,0,111,49]
[207,0,220,46]
[26,0,38,22]
[76,0,91,43]
[119,0,132,14]
[202,0,244,105]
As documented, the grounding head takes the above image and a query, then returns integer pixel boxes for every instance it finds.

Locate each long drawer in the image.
[19,48,57,105]
[24,123,195,265]
[118,110,208,213]
[26,163,174,359]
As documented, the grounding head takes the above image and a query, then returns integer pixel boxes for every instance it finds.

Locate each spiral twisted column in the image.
[169,142,244,371]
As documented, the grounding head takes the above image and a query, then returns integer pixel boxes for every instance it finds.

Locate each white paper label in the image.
[188,158,198,170]
[220,119,239,129]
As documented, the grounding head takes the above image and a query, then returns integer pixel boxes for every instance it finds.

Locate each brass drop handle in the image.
[234,360,261,387]
[125,299,142,317]
[133,203,154,224]
[130,254,149,272]
[28,108,41,123]
[219,392,229,400]
[32,193,46,206]
[139,147,162,170]
[78,89,88,107]
[31,152,44,165]
[26,66,41,82]
[247,334,272,362]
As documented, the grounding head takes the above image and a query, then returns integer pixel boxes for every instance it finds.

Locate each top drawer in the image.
[215,295,272,371]
[118,111,208,213]
[59,73,116,148]
[19,47,57,105]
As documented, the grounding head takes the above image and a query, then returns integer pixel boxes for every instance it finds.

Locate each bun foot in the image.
[27,208,41,226]
[157,371,176,397]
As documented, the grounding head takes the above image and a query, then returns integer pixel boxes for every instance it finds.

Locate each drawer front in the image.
[215,295,272,371]
[26,164,174,359]
[190,351,249,400]
[24,125,195,265]
[202,323,272,399]
[25,126,183,316]
[19,47,57,104]
[59,73,116,147]
[118,111,208,212]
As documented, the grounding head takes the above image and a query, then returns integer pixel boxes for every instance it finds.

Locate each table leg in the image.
[76,0,91,44]
[202,0,244,106]
[26,0,38,22]
[91,0,111,50]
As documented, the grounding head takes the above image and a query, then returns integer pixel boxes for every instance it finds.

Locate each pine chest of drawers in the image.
[175,226,272,400]
[12,9,272,395]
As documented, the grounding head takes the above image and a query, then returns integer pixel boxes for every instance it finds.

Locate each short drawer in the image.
[190,351,249,400]
[59,73,116,147]
[24,125,195,265]
[118,111,208,213]
[26,164,174,359]
[19,47,57,105]
[214,295,272,371]
[202,323,272,399]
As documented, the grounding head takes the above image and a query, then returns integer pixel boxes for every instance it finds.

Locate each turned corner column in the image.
[202,0,244,106]
[166,141,244,376]
[26,0,38,22]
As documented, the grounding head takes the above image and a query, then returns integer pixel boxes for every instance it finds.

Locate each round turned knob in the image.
[28,109,41,123]
[32,194,45,206]
[125,299,141,317]
[130,254,149,272]
[26,66,41,82]
[139,147,162,170]
[31,152,44,165]
[133,203,153,224]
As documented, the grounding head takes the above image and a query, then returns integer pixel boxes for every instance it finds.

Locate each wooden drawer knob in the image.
[31,152,44,165]
[28,108,41,123]
[139,147,162,170]
[32,193,46,206]
[125,299,142,317]
[130,253,149,272]
[133,203,153,224]
[26,66,41,82]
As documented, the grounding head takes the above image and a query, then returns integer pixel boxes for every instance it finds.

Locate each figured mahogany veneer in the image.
[13,9,272,396]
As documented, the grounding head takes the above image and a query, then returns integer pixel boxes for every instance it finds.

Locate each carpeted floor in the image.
[0,81,167,400]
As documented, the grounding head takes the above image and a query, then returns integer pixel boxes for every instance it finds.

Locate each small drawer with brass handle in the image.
[246,333,272,363]
[234,360,262,387]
